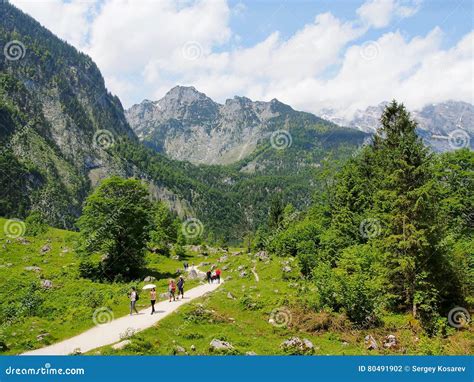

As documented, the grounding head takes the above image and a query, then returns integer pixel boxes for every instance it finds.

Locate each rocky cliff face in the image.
[126,86,331,165]
[321,101,474,151]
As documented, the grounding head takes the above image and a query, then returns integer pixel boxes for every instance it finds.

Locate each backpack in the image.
[135,292,139,301]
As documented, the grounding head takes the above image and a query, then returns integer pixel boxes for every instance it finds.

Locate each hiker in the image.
[183,262,188,270]
[177,276,185,299]
[168,279,176,302]
[206,270,212,284]
[129,287,139,316]
[150,288,156,315]
[215,268,222,284]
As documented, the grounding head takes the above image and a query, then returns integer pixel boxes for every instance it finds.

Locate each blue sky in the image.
[11,0,474,118]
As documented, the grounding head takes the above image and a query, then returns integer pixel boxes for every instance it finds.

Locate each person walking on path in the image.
[150,288,156,315]
[215,268,222,284]
[168,279,176,302]
[129,287,139,316]
[177,276,185,299]
[206,270,212,284]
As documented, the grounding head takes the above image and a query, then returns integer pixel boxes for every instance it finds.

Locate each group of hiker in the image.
[128,266,222,316]
[128,276,186,315]
[206,268,221,284]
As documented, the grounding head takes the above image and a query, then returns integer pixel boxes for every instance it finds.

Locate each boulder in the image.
[239,271,247,278]
[365,335,378,350]
[143,276,156,282]
[209,339,234,352]
[383,334,397,349]
[281,337,314,354]
[41,280,53,289]
[174,345,187,355]
[24,266,41,272]
[255,251,269,261]
[40,244,51,254]
[191,345,196,351]
[112,340,131,350]
[36,333,50,341]
[282,266,292,273]
[188,269,198,279]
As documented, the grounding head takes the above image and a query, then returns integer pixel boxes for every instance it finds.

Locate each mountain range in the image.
[321,101,474,151]
[0,2,471,242]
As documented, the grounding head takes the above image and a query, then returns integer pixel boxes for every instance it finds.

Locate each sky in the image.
[10,0,474,119]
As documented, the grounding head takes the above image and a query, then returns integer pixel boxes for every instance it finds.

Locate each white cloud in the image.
[11,0,95,48]
[10,0,472,119]
[357,0,422,29]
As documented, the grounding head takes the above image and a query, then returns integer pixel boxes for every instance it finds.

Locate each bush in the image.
[25,211,48,236]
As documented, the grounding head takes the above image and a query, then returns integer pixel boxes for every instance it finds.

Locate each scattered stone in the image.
[255,251,269,261]
[41,280,53,289]
[36,333,50,341]
[16,237,30,245]
[200,262,211,267]
[24,266,41,272]
[188,269,198,279]
[232,251,242,256]
[143,276,156,282]
[191,345,196,351]
[40,244,51,254]
[112,340,131,350]
[219,255,228,262]
[365,335,378,350]
[210,339,234,352]
[383,334,397,349]
[342,341,349,347]
[227,292,236,300]
[174,345,187,355]
[239,271,247,278]
[245,351,257,355]
[237,265,245,271]
[280,337,314,354]
[282,266,292,273]
[222,265,229,271]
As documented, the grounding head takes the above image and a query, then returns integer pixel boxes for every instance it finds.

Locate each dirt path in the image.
[23,267,223,355]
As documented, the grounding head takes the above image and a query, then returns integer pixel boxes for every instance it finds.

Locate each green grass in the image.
[0,217,199,355]
[1,218,471,356]
[95,251,474,356]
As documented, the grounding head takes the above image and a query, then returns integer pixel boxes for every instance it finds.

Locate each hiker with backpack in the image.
[168,279,176,302]
[177,276,185,299]
[206,270,212,284]
[129,287,139,315]
[215,268,222,284]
